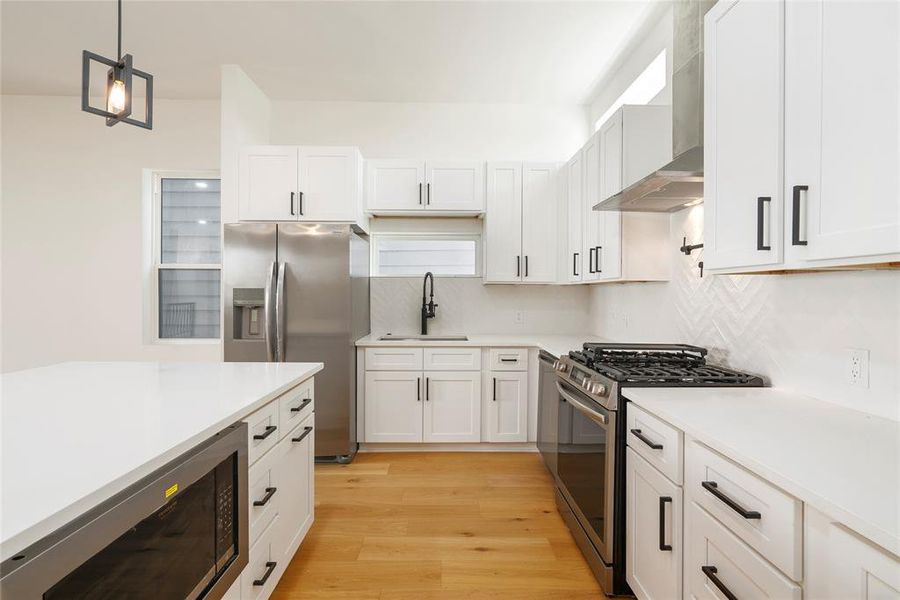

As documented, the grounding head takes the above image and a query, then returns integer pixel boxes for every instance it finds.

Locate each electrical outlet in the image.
[514,310,525,325]
[848,348,870,388]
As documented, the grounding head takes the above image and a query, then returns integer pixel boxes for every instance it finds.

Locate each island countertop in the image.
[0,361,322,561]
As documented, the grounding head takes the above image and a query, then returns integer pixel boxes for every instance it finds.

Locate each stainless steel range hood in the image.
[595,0,711,213]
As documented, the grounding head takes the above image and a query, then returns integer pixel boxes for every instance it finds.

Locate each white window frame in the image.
[370,232,483,278]
[150,170,222,344]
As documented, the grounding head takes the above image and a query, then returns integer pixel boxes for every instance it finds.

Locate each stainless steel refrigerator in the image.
[224,223,369,463]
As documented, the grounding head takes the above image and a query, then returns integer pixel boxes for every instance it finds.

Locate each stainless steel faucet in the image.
[421,271,438,335]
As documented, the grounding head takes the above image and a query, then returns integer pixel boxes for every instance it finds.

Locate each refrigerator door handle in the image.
[275,262,287,362]
[263,261,277,362]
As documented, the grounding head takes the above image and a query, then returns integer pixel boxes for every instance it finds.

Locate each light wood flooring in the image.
[271,452,606,600]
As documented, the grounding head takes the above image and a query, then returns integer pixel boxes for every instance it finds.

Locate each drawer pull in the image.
[701,565,738,600]
[499,357,519,363]
[631,428,663,450]
[290,398,312,413]
[292,426,313,443]
[253,425,277,441]
[659,496,672,551]
[253,561,278,586]
[253,486,277,507]
[701,481,761,519]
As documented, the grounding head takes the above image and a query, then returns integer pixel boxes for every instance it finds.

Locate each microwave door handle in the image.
[263,261,277,362]
[556,382,607,425]
[275,262,286,362]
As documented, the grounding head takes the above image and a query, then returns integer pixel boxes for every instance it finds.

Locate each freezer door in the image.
[278,224,359,459]
[224,223,277,362]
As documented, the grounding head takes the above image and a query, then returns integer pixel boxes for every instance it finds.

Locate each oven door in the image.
[555,377,616,565]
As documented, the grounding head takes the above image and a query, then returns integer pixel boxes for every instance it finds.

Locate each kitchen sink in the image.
[378,334,468,341]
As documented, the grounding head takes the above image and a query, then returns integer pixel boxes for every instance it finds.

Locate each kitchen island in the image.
[1,360,321,598]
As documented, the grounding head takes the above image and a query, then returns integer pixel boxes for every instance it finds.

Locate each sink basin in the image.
[378,334,468,342]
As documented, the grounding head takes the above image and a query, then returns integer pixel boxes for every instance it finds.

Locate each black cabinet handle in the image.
[253,561,278,586]
[425,377,430,401]
[290,192,295,216]
[417,377,421,402]
[595,246,602,273]
[791,185,808,246]
[427,182,431,205]
[701,566,738,600]
[292,426,313,443]
[659,496,673,551]
[298,191,304,216]
[701,481,761,519]
[589,247,596,273]
[573,252,580,277]
[517,256,521,277]
[756,196,771,251]
[499,357,518,363]
[630,428,663,450]
[290,398,312,413]
[419,182,423,205]
[253,486,277,507]
[525,255,529,277]
[253,425,277,441]
[492,377,497,401]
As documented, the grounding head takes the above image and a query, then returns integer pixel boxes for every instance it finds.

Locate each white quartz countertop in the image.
[0,361,322,561]
[356,333,607,359]
[623,387,900,556]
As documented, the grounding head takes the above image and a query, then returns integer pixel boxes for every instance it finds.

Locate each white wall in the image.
[1,96,221,372]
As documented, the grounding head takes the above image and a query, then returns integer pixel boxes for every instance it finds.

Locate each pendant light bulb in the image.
[107,79,127,114]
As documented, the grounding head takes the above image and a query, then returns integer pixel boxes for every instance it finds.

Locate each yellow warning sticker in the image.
[165,483,178,499]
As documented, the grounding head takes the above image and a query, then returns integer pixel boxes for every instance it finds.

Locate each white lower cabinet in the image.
[242,515,281,600]
[485,371,528,442]
[276,415,315,560]
[364,371,423,443]
[805,507,900,600]
[626,447,682,600]
[423,372,482,442]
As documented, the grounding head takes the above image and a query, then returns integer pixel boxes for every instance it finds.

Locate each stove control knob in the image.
[555,362,568,373]
[590,382,607,396]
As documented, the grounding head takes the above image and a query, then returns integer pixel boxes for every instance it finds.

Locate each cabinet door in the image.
[785,0,899,264]
[366,159,424,211]
[239,146,299,221]
[298,146,359,222]
[365,371,423,442]
[276,414,315,561]
[484,163,523,283]
[598,115,624,280]
[626,448,682,600]
[425,161,485,212]
[522,163,559,283]
[565,152,584,282]
[423,371,482,442]
[582,133,602,282]
[485,371,527,442]
[805,507,900,600]
[704,0,784,271]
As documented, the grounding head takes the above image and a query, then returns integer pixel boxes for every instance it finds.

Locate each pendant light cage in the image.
[81,0,153,129]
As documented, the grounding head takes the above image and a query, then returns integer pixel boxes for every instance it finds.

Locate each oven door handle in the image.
[556,381,607,425]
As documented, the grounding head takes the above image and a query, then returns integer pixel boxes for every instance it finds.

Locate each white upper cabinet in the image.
[582,132,603,282]
[366,160,484,214]
[484,163,559,284]
[239,145,363,225]
[704,0,785,272]
[784,0,900,266]
[239,146,300,221]
[565,152,584,282]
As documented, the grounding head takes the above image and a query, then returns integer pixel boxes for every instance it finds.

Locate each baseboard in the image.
[359,442,538,453]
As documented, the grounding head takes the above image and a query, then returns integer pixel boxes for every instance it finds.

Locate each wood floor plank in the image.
[357,535,557,562]
[441,559,602,591]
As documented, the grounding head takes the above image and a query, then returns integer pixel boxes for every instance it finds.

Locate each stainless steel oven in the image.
[1,423,249,600]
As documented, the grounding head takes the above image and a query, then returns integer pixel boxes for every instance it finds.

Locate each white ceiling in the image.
[1,1,662,104]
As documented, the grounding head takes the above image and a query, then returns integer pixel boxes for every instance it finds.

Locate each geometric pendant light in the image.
[81,0,153,129]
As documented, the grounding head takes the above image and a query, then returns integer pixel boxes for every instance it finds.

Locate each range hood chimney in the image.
[595,0,711,213]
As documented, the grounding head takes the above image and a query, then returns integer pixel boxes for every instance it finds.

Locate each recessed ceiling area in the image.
[1,0,660,103]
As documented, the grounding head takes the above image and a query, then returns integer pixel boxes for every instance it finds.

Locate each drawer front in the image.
[686,440,802,580]
[278,379,314,437]
[242,515,282,600]
[248,449,279,545]
[488,348,528,371]
[365,347,424,370]
[685,502,801,600]
[423,347,481,371]
[627,402,684,485]
[246,400,280,465]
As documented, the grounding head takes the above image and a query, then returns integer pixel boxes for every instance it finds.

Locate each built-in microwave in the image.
[0,423,249,599]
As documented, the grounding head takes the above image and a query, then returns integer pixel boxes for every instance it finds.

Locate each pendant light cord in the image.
[117,0,122,60]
